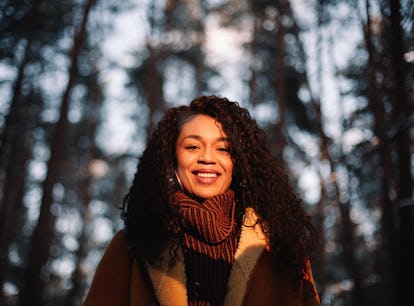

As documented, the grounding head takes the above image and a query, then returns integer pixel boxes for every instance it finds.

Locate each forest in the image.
[0,0,413,305]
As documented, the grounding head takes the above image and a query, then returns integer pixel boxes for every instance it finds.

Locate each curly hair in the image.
[122,95,315,279]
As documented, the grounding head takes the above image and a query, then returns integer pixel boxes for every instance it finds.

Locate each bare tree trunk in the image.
[142,48,165,137]
[19,1,96,305]
[273,0,288,157]
[247,10,262,107]
[0,39,31,173]
[0,0,39,170]
[193,1,207,93]
[362,1,398,305]
[0,1,40,302]
[0,120,31,305]
[388,1,414,305]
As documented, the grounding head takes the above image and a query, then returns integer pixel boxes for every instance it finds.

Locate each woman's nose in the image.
[197,148,216,164]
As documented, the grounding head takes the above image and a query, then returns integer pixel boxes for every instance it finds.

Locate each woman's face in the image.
[175,114,233,199]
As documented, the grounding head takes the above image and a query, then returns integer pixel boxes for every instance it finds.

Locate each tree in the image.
[0,0,73,301]
[387,1,413,305]
[361,0,397,303]
[19,1,96,305]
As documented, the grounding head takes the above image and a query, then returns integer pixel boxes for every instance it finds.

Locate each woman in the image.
[84,95,320,306]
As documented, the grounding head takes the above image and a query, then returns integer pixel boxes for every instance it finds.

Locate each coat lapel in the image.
[146,247,188,306]
[223,208,267,306]
[146,208,266,306]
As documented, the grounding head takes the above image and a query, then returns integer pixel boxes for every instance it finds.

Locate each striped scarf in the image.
[173,190,239,306]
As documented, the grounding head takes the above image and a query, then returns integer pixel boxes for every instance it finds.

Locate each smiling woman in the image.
[83,95,320,306]
[175,114,233,200]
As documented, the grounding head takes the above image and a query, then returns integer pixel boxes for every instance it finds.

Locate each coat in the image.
[83,208,320,306]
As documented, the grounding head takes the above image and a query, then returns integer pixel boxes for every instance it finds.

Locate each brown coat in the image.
[83,209,320,306]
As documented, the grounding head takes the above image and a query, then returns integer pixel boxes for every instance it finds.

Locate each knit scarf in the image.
[173,190,239,306]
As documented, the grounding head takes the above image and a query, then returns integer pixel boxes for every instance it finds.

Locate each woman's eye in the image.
[217,147,230,152]
[185,145,199,150]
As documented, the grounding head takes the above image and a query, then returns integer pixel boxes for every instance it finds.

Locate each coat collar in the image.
[145,208,267,306]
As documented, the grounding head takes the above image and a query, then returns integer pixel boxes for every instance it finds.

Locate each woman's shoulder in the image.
[100,230,132,263]
[83,230,134,306]
[108,229,129,247]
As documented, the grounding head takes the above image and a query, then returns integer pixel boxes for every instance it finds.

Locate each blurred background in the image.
[0,0,413,305]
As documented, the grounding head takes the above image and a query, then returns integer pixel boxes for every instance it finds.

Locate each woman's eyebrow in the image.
[182,135,202,140]
[181,135,229,142]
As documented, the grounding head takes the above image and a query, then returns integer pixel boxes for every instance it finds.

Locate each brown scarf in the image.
[174,190,236,243]
[172,190,239,306]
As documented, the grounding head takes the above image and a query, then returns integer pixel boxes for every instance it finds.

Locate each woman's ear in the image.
[169,171,183,191]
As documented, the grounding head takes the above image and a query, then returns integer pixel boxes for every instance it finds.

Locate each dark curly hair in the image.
[122,95,315,279]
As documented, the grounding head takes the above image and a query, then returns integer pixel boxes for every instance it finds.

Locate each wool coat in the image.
[83,208,320,306]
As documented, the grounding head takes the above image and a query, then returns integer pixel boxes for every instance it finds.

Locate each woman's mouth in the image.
[196,172,218,178]
[193,170,220,183]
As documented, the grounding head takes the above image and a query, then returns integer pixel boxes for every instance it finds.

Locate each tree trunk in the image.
[143,48,165,137]
[388,1,414,305]
[362,1,398,305]
[0,0,39,170]
[273,0,288,156]
[0,118,31,305]
[0,1,40,302]
[19,1,96,305]
[247,10,262,107]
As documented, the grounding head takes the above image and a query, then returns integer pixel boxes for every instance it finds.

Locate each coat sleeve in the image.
[83,231,133,306]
